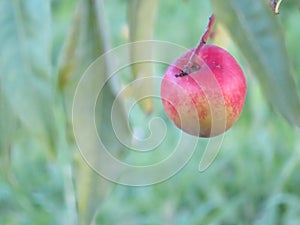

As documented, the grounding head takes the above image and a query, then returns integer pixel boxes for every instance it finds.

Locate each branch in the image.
[183,14,215,74]
[270,0,284,14]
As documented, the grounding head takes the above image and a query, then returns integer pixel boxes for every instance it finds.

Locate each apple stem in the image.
[182,14,216,75]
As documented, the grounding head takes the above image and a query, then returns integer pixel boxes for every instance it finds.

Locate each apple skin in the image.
[160,45,247,137]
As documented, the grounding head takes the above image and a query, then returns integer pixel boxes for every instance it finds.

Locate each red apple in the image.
[160,45,247,137]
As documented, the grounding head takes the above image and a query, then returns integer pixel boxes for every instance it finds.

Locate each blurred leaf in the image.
[212,23,231,50]
[0,85,16,155]
[57,0,107,91]
[0,0,56,147]
[128,0,158,42]
[127,0,158,114]
[57,4,81,90]
[75,155,112,225]
[58,0,130,224]
[0,86,16,179]
[280,8,300,87]
[211,0,300,127]
[281,0,300,10]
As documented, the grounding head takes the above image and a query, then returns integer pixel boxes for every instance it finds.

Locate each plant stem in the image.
[270,0,283,14]
[183,14,215,74]
[275,0,283,14]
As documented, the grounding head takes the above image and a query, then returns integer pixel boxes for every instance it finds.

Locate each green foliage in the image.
[0,0,300,224]
[211,0,300,127]
[57,0,130,224]
[127,0,159,113]
[0,0,56,149]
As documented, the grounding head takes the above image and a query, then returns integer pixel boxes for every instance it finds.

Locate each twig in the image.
[270,0,284,14]
[183,14,216,75]
[275,0,283,14]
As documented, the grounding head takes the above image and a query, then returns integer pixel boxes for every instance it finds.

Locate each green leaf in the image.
[0,0,56,146]
[57,4,82,90]
[0,85,16,172]
[57,0,109,114]
[0,85,16,149]
[127,0,159,114]
[58,0,131,224]
[75,155,112,225]
[57,0,109,115]
[211,0,300,127]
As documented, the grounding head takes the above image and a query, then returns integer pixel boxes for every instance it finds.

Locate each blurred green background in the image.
[1,0,300,224]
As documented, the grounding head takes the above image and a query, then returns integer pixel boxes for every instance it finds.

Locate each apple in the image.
[160,45,247,137]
